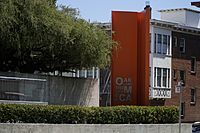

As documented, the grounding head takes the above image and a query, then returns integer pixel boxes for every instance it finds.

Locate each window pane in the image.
[181,102,185,116]
[158,34,162,43]
[157,34,162,53]
[180,70,185,85]
[157,68,161,87]
[154,67,156,87]
[191,89,195,103]
[163,35,167,54]
[167,69,170,88]
[180,38,185,53]
[191,57,196,72]
[167,35,170,55]
[163,68,167,87]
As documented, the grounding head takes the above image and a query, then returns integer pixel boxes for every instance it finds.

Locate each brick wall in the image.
[165,58,200,122]
[164,31,200,122]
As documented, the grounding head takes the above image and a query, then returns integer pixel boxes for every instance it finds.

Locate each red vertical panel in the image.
[111,8,150,106]
[111,11,138,106]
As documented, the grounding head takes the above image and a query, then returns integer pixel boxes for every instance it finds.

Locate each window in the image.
[173,69,177,79]
[180,38,185,53]
[154,33,156,53]
[163,68,167,87]
[154,67,170,88]
[167,69,170,88]
[163,35,167,54]
[154,34,171,55]
[190,88,196,104]
[167,35,170,55]
[181,102,185,117]
[157,68,161,87]
[191,57,196,73]
[180,70,185,84]
[157,34,162,53]
[173,36,177,47]
[154,68,156,87]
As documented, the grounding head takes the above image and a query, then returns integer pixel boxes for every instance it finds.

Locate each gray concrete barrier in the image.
[0,72,99,106]
[0,123,192,133]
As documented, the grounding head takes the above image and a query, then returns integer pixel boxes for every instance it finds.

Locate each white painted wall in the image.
[153,55,171,68]
[160,10,186,25]
[186,11,200,28]
[160,10,200,28]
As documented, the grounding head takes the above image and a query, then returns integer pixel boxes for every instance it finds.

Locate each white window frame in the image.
[154,67,170,88]
[154,34,171,55]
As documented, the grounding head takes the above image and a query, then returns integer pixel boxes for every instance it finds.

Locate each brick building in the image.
[165,30,200,122]
[150,8,200,122]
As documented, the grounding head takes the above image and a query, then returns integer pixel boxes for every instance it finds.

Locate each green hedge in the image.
[0,104,178,124]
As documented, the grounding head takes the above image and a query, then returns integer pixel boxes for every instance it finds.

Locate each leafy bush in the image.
[0,104,178,124]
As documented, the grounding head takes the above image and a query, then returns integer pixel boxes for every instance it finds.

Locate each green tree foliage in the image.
[0,0,114,73]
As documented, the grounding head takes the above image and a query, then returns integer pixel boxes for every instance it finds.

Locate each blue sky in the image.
[57,0,199,22]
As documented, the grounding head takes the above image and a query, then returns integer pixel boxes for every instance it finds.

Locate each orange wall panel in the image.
[111,8,150,106]
[112,12,138,105]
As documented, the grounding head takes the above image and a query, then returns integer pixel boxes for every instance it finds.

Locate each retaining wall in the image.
[0,124,192,133]
[0,72,99,106]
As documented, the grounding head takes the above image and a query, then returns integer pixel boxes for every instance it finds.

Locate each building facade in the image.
[151,8,200,122]
[149,20,172,99]
[165,30,200,122]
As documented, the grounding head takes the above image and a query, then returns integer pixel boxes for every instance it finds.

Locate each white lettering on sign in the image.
[114,77,132,102]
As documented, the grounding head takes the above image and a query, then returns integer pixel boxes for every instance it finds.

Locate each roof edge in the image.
[158,8,200,14]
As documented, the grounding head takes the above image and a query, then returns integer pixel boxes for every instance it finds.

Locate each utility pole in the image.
[178,81,183,133]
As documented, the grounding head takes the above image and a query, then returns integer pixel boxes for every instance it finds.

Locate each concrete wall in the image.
[0,124,192,133]
[0,72,99,106]
[47,76,99,106]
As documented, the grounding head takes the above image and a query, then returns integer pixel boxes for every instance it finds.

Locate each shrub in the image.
[0,104,178,124]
